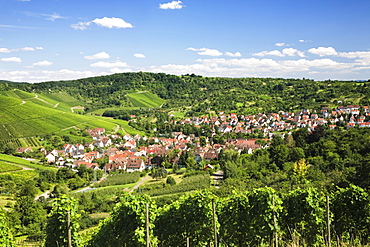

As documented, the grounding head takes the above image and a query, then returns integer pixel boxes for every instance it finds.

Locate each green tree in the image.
[45,195,81,247]
[166,176,176,186]
[10,181,46,240]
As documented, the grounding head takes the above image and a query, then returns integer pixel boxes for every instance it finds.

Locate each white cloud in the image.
[71,17,133,30]
[159,1,184,9]
[20,47,36,51]
[338,51,370,59]
[90,60,128,68]
[253,50,284,57]
[134,53,146,58]
[253,48,305,57]
[0,48,11,53]
[71,21,91,30]
[187,47,223,56]
[92,17,133,29]
[225,51,242,57]
[33,60,53,66]
[0,69,108,83]
[275,43,287,47]
[1,57,22,62]
[282,48,305,57]
[42,13,67,21]
[84,52,110,60]
[110,68,133,73]
[25,11,67,21]
[308,47,338,56]
[0,46,43,53]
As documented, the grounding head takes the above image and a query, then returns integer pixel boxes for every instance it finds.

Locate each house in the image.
[105,162,124,172]
[46,152,56,163]
[83,151,101,163]
[100,137,112,147]
[75,161,99,170]
[84,143,95,151]
[16,147,32,153]
[40,147,48,156]
[126,158,145,172]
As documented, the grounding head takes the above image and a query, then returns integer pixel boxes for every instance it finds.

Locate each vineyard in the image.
[27,185,370,247]
[0,162,22,173]
[127,91,165,108]
[0,91,123,145]
[0,89,35,100]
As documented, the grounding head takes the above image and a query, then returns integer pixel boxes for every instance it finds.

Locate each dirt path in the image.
[70,106,84,113]
[34,94,54,106]
[114,124,121,133]
[125,174,150,192]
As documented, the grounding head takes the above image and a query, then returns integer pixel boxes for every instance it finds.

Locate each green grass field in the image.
[126,91,165,108]
[120,120,147,136]
[0,154,56,171]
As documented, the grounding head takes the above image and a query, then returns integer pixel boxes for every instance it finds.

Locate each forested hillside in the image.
[4,72,370,115]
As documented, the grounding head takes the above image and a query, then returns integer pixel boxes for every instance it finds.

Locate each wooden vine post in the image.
[273,196,278,247]
[213,199,218,247]
[326,195,331,247]
[146,203,150,247]
[67,210,72,247]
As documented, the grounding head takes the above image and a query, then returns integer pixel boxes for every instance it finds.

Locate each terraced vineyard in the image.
[0,89,35,99]
[127,91,165,108]
[0,91,123,145]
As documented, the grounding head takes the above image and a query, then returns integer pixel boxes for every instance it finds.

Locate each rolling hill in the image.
[2,72,370,148]
[0,90,132,148]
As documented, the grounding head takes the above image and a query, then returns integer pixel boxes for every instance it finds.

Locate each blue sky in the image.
[1,0,370,83]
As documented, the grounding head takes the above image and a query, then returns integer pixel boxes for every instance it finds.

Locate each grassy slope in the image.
[127,91,165,108]
[0,154,56,171]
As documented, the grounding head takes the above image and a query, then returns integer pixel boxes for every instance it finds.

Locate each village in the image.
[15,105,370,175]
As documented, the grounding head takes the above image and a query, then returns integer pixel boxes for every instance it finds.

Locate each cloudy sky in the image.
[1,0,370,83]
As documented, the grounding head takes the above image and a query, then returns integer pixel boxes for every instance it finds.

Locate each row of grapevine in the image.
[0,138,22,148]
[43,185,370,247]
